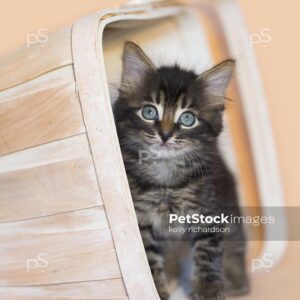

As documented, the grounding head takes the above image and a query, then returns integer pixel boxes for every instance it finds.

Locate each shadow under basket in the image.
[0,0,285,299]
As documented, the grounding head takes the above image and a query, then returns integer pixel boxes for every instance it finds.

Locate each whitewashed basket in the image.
[0,0,285,299]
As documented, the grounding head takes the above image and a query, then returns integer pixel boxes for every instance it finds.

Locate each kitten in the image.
[114,42,249,300]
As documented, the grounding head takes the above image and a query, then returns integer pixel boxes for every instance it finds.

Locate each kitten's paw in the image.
[152,274,169,300]
[158,290,170,300]
[152,270,170,300]
[192,280,225,300]
[225,274,250,296]
[155,282,170,300]
[225,260,250,296]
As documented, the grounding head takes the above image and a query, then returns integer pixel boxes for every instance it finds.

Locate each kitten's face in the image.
[114,42,235,161]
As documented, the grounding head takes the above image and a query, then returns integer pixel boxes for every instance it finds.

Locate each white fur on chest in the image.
[144,159,183,185]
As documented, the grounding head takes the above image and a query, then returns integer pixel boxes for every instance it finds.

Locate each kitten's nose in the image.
[160,131,172,143]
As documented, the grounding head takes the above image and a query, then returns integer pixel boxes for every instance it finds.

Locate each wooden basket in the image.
[0,0,285,299]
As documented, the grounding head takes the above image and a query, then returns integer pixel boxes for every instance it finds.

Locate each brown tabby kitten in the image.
[114,42,249,300]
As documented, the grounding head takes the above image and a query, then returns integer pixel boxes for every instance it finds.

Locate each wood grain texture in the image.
[0,207,121,286]
[0,148,101,222]
[0,27,73,92]
[71,4,184,299]
[0,134,91,174]
[0,279,127,299]
[0,78,85,156]
[0,65,75,104]
[0,297,128,300]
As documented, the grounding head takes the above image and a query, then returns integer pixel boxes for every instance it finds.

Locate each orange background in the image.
[0,0,298,208]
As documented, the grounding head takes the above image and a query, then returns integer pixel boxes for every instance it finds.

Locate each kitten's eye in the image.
[179,112,196,127]
[142,105,158,120]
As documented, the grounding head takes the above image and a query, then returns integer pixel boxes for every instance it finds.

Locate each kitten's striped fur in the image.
[114,42,249,300]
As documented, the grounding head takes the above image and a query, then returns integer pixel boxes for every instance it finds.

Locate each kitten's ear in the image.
[121,41,155,93]
[198,59,235,99]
